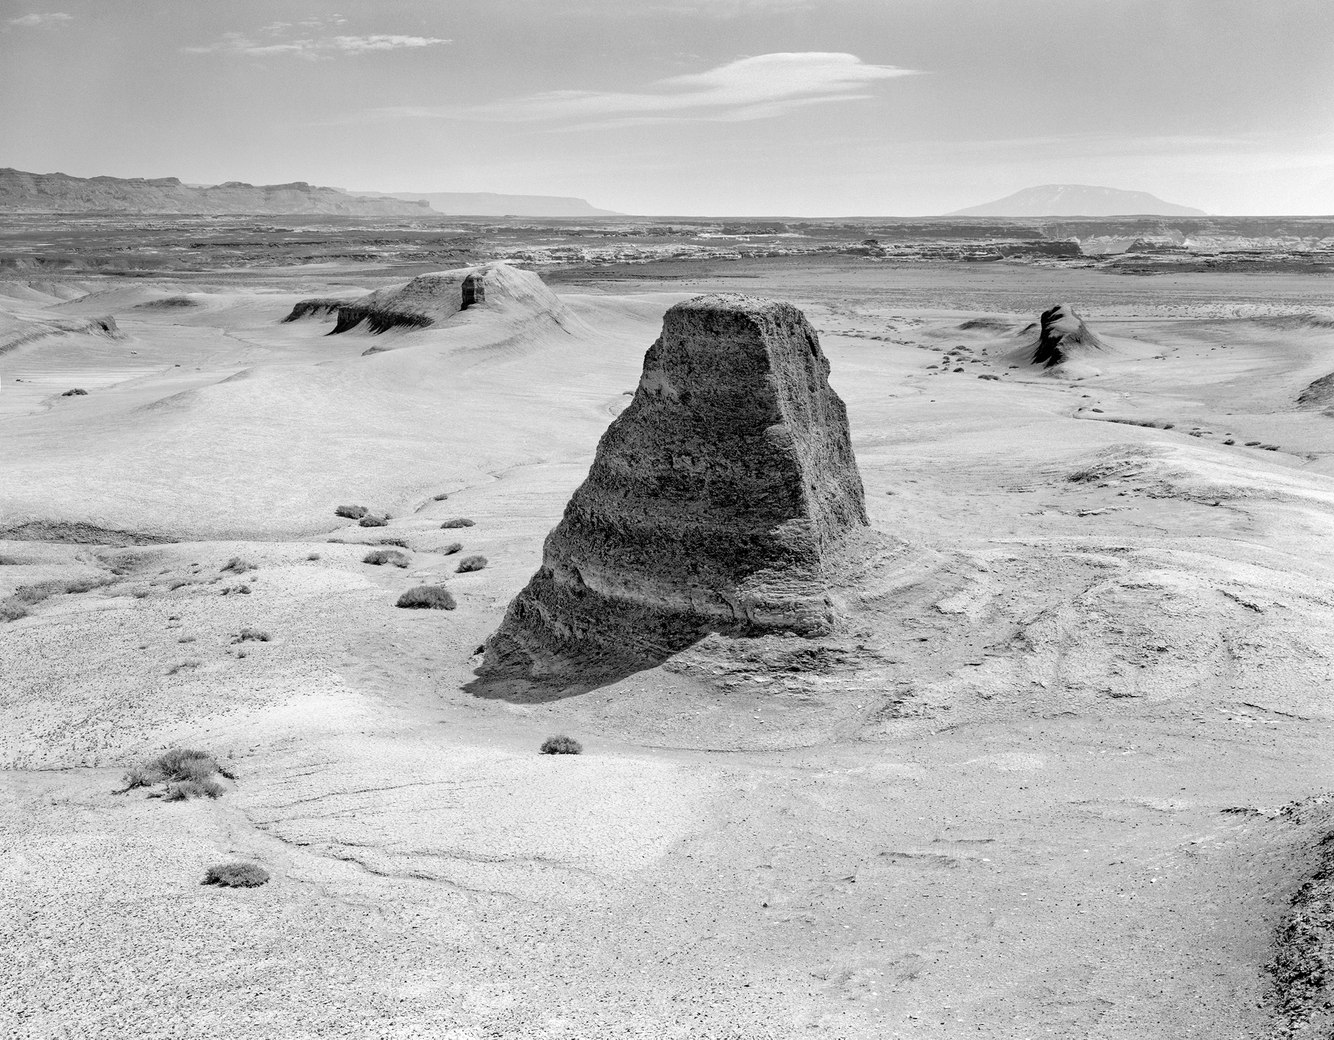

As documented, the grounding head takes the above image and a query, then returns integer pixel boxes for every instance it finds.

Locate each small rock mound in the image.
[1297,372,1334,414]
[1012,303,1107,369]
[479,292,869,686]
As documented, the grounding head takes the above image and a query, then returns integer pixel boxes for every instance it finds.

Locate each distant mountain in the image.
[949,184,1205,218]
[0,168,430,216]
[364,191,620,218]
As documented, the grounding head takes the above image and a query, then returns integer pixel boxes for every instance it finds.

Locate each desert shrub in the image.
[456,555,488,573]
[167,660,202,675]
[363,549,410,568]
[307,553,321,561]
[221,557,256,574]
[540,735,583,755]
[443,542,463,556]
[377,537,408,549]
[0,600,29,622]
[161,778,224,801]
[203,862,270,888]
[396,585,456,610]
[232,627,270,643]
[122,748,233,793]
[432,492,450,501]
[13,576,114,604]
[334,504,368,519]
[219,584,251,596]
[61,388,88,397]
[440,518,474,529]
[359,515,388,528]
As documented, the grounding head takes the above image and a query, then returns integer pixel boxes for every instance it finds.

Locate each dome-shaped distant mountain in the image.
[948,185,1205,217]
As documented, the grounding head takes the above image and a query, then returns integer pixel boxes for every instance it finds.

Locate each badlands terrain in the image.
[3,223,1334,1039]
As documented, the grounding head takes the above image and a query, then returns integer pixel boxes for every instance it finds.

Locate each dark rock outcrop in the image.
[285,263,581,343]
[1025,303,1107,368]
[479,293,868,686]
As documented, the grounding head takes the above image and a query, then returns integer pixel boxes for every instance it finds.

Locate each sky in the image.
[2,0,1332,215]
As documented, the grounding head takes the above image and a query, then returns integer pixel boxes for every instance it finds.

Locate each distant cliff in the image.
[949,184,1205,218]
[368,191,620,218]
[0,168,431,216]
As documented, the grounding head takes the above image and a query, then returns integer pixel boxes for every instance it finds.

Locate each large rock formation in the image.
[284,263,579,339]
[480,293,868,684]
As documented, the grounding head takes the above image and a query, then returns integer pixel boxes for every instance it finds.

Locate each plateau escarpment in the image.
[480,293,869,686]
[0,167,429,217]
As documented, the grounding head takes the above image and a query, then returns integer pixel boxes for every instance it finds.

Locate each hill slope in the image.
[949,184,1206,217]
[0,168,430,216]
[371,191,620,217]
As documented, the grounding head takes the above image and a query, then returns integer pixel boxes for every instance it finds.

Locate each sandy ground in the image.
[3,260,1334,1038]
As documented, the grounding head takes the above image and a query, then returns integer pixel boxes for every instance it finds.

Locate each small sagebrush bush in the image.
[123,748,234,793]
[0,600,29,623]
[363,549,410,568]
[13,576,115,605]
[396,585,456,610]
[335,504,369,519]
[377,537,408,549]
[232,627,270,643]
[61,388,88,397]
[307,553,321,561]
[359,515,388,528]
[440,518,474,529]
[161,778,224,801]
[432,492,450,501]
[167,660,203,675]
[220,584,251,596]
[456,555,488,573]
[221,557,256,574]
[540,736,583,755]
[203,862,270,888]
[443,542,463,556]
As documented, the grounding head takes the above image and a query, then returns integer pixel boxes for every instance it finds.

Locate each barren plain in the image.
[3,216,1334,1039]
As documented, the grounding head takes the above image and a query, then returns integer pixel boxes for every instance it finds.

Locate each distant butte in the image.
[949,184,1206,217]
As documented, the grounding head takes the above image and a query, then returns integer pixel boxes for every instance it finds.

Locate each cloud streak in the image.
[373,52,916,125]
[184,20,449,59]
[8,12,73,27]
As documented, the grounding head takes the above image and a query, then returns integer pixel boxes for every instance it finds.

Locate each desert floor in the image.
[3,258,1334,1039]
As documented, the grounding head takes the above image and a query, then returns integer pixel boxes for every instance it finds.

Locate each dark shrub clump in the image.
[161,778,224,801]
[363,549,410,568]
[540,736,583,755]
[203,862,270,888]
[396,585,456,610]
[376,537,408,549]
[232,627,271,643]
[443,542,463,556]
[61,388,88,397]
[122,748,235,794]
[440,518,474,529]
[456,555,488,573]
[335,504,369,519]
[221,557,256,574]
[359,515,388,528]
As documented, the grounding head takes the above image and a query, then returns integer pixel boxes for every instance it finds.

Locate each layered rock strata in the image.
[481,293,868,682]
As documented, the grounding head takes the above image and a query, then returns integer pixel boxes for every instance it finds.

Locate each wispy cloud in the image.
[184,18,449,59]
[8,12,73,27]
[370,52,916,126]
